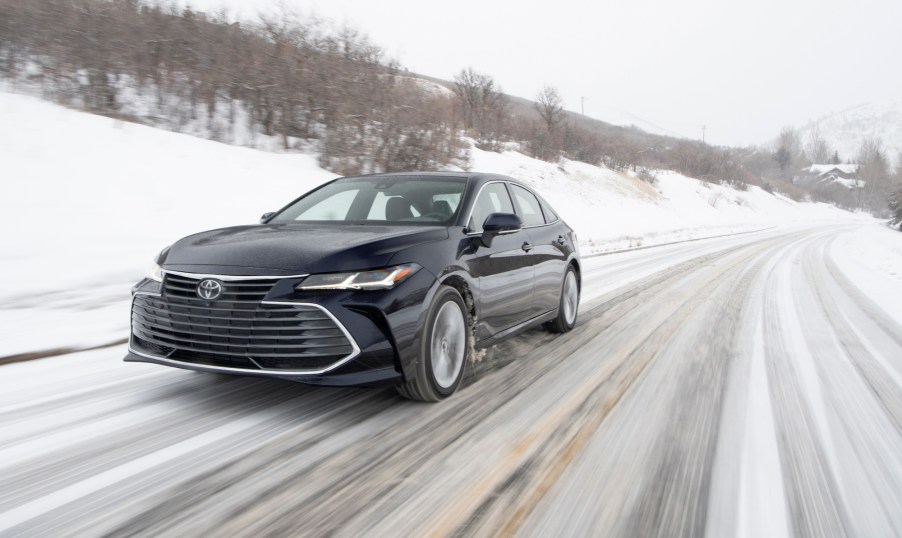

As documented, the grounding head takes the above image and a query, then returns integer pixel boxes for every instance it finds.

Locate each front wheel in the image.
[396,286,470,402]
[547,266,579,333]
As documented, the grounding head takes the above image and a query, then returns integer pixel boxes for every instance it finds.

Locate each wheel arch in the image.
[396,277,472,401]
[568,257,582,291]
[439,274,476,324]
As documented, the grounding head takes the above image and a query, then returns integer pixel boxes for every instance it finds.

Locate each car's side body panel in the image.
[524,224,576,315]
[465,229,536,339]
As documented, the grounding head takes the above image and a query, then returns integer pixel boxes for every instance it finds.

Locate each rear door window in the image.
[510,184,545,227]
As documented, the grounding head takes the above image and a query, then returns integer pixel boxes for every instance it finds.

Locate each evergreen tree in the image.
[889,188,902,229]
[773,126,801,177]
[774,146,792,171]
[892,156,902,229]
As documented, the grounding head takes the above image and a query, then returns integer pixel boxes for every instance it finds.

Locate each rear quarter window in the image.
[539,197,559,223]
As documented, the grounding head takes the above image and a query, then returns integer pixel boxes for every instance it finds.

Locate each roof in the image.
[806,164,858,175]
[338,171,517,184]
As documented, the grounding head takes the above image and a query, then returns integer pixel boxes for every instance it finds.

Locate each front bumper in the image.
[124,268,438,386]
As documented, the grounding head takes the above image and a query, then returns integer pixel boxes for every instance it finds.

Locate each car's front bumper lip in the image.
[123,347,402,386]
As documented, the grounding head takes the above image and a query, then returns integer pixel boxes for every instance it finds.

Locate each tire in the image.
[396,286,470,402]
[547,265,579,333]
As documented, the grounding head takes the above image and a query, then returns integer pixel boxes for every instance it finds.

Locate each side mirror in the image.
[480,212,522,247]
[260,212,275,223]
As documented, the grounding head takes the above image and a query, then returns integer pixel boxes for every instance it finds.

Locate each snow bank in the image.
[830,221,902,322]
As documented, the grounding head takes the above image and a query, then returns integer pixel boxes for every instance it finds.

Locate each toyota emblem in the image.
[196,279,223,300]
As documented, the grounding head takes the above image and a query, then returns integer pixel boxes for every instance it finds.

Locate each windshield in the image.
[271,177,467,225]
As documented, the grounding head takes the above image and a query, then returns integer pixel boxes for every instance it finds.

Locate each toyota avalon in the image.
[126,172,580,401]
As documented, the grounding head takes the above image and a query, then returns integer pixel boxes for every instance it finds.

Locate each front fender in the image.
[383,265,477,383]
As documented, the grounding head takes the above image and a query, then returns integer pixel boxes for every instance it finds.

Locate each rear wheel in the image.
[396,286,470,402]
[547,266,579,333]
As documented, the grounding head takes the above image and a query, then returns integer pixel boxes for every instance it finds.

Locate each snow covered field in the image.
[0,90,872,356]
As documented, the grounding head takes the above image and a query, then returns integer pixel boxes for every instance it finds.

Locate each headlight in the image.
[296,263,420,291]
[146,263,163,282]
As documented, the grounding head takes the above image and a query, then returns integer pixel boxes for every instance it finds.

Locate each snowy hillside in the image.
[469,146,854,254]
[799,100,902,162]
[0,92,335,298]
[0,91,862,355]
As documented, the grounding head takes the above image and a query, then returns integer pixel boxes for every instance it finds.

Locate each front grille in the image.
[131,274,356,372]
[163,273,273,303]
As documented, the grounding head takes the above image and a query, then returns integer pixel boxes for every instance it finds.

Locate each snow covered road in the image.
[1,223,901,537]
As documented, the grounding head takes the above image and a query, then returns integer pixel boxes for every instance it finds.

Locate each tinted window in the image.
[539,197,559,223]
[272,178,466,225]
[510,184,544,227]
[470,182,514,232]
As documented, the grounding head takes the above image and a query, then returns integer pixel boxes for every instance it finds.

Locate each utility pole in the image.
[701,125,707,143]
[580,96,586,116]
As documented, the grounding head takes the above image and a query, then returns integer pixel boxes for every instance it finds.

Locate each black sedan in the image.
[126,172,580,401]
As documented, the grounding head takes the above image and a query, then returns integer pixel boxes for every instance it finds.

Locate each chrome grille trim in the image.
[128,292,362,376]
[163,270,310,281]
[162,273,276,304]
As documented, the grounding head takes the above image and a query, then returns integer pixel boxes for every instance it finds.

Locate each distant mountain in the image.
[799,101,902,163]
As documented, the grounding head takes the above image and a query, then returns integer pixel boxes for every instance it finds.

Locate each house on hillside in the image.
[801,163,863,189]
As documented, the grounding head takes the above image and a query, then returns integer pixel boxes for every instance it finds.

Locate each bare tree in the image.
[857,137,892,214]
[452,67,509,148]
[805,123,831,164]
[535,85,565,134]
[524,85,568,161]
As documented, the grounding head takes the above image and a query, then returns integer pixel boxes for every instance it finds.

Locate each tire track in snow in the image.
[512,230,808,537]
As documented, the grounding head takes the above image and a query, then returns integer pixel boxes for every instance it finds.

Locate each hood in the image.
[160,223,448,275]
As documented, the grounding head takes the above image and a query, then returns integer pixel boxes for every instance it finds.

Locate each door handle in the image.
[556,235,566,246]
[521,242,533,252]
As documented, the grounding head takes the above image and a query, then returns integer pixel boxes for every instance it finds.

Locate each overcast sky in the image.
[185,0,902,147]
